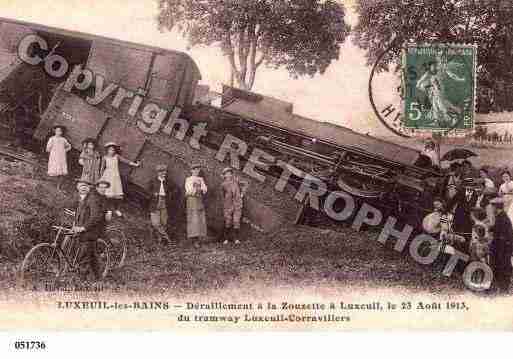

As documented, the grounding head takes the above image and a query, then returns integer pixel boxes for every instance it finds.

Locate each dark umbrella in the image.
[441,148,478,162]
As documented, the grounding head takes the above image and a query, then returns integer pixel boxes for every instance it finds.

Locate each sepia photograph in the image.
[0,0,513,337]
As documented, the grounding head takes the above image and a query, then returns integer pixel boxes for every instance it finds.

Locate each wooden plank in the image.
[87,41,154,91]
[33,87,69,140]
[97,119,146,161]
[148,53,185,105]
[49,92,109,149]
[129,141,173,191]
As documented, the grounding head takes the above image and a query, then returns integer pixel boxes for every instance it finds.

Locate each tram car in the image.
[1,18,441,231]
[188,86,442,218]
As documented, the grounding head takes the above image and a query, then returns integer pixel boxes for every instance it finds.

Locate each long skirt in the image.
[99,167,124,199]
[48,146,68,176]
[504,194,513,224]
[186,196,207,238]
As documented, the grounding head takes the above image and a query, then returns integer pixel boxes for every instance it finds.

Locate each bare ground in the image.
[1,138,501,298]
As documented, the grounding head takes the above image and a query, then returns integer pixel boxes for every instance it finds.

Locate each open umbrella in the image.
[441,148,478,162]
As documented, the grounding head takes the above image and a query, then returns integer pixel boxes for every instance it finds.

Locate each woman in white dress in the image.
[46,125,72,190]
[498,170,513,223]
[185,163,208,246]
[99,142,140,217]
[479,168,496,190]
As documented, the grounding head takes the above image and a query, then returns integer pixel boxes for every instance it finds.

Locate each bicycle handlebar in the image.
[51,225,74,234]
[64,208,76,217]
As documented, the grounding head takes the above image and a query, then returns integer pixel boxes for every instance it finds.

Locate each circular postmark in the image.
[369,41,477,138]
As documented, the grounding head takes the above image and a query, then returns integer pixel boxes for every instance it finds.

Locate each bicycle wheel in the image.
[96,239,111,278]
[104,228,127,269]
[20,243,62,287]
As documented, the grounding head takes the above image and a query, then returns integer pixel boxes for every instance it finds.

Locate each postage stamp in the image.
[403,44,477,131]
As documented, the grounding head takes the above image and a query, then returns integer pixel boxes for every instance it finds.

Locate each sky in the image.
[0,0,398,136]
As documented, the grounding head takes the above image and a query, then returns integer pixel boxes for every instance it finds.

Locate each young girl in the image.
[185,163,208,246]
[99,142,140,217]
[46,125,72,190]
[79,138,102,184]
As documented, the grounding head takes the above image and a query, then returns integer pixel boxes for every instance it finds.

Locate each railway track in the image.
[0,145,42,167]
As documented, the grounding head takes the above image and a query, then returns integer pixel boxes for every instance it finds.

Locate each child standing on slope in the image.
[46,125,72,190]
[99,142,140,218]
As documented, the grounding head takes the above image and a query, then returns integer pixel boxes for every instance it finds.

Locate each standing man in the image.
[220,167,249,245]
[421,140,440,169]
[73,179,106,282]
[148,164,173,245]
[452,179,478,242]
[489,197,513,294]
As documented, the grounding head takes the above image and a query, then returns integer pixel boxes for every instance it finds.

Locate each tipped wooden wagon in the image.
[1,18,441,233]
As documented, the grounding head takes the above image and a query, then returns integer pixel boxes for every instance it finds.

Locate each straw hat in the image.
[222,167,234,175]
[74,179,94,187]
[104,141,119,148]
[422,212,442,234]
[95,180,110,188]
[156,164,167,172]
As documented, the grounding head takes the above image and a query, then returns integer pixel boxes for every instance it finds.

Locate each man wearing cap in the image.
[220,167,249,245]
[148,164,173,244]
[73,179,106,282]
[489,197,513,293]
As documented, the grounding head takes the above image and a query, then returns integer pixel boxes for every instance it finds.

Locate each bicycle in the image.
[20,224,111,286]
[63,208,128,269]
[103,224,128,269]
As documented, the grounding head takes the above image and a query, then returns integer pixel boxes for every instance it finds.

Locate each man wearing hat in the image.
[421,140,440,169]
[73,179,106,282]
[147,164,174,244]
[489,197,513,293]
[452,178,480,242]
[220,167,249,245]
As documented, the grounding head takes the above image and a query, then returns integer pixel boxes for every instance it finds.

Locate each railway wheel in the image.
[336,170,388,199]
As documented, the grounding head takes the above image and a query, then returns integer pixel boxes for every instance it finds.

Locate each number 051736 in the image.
[13,340,46,350]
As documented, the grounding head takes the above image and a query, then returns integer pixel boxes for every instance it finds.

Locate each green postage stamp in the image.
[403,44,477,131]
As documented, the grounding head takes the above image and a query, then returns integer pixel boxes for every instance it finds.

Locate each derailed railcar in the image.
[188,86,442,224]
[4,18,300,233]
[0,18,201,189]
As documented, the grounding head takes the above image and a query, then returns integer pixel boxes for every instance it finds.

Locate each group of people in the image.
[149,162,248,247]
[46,124,251,280]
[423,156,513,294]
[46,125,140,217]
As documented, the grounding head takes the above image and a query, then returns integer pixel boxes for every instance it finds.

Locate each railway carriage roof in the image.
[0,17,201,79]
[221,90,421,167]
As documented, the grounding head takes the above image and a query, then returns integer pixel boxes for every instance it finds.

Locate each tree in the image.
[353,0,513,112]
[156,0,350,90]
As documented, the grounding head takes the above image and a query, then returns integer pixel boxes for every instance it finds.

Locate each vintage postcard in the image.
[1,0,513,335]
